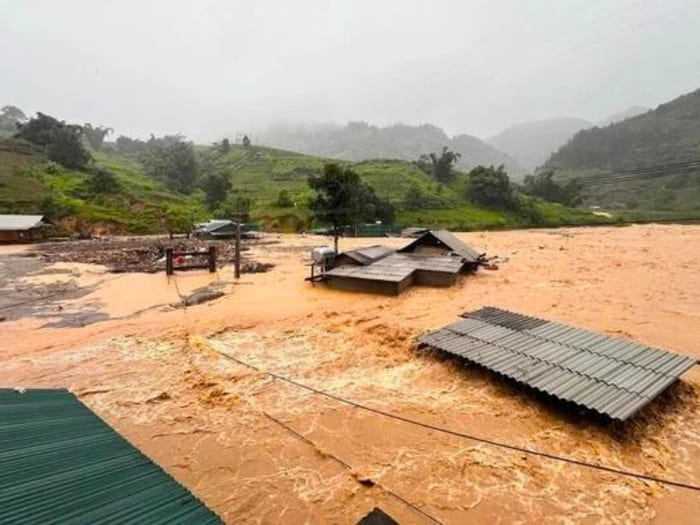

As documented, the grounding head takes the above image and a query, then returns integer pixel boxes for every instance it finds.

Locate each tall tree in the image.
[0,105,26,132]
[202,172,230,210]
[242,135,251,148]
[418,146,461,183]
[16,112,91,169]
[220,138,230,154]
[82,124,113,151]
[308,163,394,251]
[140,135,198,193]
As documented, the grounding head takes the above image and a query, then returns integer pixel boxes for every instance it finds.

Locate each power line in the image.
[263,411,442,524]
[207,342,700,495]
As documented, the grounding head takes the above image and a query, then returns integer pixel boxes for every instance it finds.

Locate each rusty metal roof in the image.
[0,388,220,523]
[418,307,697,420]
[398,229,483,263]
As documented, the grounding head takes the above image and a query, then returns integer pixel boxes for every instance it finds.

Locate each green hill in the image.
[543,87,700,216]
[0,136,606,234]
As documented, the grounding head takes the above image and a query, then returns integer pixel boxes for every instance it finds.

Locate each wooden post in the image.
[208,246,216,273]
[165,248,174,276]
[234,219,241,279]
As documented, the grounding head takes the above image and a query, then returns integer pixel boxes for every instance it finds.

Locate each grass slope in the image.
[1,137,610,233]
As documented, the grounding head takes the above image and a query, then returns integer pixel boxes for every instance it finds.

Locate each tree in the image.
[465,165,515,208]
[15,112,64,146]
[0,105,26,132]
[202,172,230,210]
[82,123,113,151]
[15,112,91,169]
[88,167,120,194]
[216,190,252,221]
[161,205,193,239]
[140,135,198,193]
[115,135,147,157]
[522,170,582,206]
[276,189,294,207]
[242,135,251,148]
[418,146,461,183]
[220,138,230,154]
[308,163,393,251]
[47,126,91,169]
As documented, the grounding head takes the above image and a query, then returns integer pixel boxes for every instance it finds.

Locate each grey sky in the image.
[2,0,700,142]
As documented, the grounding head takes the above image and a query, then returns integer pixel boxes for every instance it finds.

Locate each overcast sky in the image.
[2,0,700,142]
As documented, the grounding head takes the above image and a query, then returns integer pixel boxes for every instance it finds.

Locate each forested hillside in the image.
[543,88,700,215]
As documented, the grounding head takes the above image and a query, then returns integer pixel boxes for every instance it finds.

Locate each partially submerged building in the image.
[313,230,487,295]
[0,214,51,243]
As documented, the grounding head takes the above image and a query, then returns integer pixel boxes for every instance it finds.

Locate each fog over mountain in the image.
[2,0,700,143]
[485,117,592,172]
[260,122,522,176]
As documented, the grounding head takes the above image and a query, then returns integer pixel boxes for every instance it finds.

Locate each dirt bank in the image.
[1,224,699,523]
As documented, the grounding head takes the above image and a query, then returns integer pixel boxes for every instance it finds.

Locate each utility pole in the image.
[234,215,241,279]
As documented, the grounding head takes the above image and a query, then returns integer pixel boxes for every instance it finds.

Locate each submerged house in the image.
[317,230,487,295]
[0,215,51,243]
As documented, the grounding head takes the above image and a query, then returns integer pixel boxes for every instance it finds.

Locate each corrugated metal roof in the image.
[339,245,396,265]
[0,389,221,523]
[323,263,413,282]
[324,253,464,283]
[0,215,47,231]
[418,307,697,420]
[398,229,483,263]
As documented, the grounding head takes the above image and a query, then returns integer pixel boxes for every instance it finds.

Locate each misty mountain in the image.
[543,87,700,212]
[260,122,523,177]
[597,105,650,127]
[485,117,592,172]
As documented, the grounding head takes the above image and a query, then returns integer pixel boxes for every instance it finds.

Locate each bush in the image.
[465,165,515,208]
[276,189,294,207]
[88,167,120,194]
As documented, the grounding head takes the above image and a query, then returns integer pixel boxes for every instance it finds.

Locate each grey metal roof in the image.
[339,245,396,265]
[0,388,221,523]
[323,263,413,282]
[324,253,464,283]
[0,214,47,231]
[195,219,233,233]
[398,229,483,263]
[418,307,697,420]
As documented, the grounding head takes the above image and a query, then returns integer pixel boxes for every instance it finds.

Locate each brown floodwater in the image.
[2,224,699,523]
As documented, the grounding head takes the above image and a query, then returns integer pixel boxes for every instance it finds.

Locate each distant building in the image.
[194,220,261,240]
[0,215,51,243]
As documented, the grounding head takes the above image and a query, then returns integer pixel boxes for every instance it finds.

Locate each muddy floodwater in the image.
[2,224,699,523]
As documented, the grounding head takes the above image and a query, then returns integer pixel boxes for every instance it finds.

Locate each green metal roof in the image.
[0,389,221,524]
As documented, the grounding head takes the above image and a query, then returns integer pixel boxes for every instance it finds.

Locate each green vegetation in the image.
[309,163,395,249]
[1,130,617,234]
[543,87,700,216]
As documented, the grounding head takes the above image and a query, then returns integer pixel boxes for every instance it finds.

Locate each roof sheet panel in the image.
[0,214,47,231]
[0,389,220,523]
[423,307,697,420]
